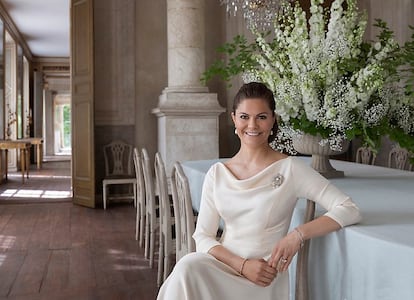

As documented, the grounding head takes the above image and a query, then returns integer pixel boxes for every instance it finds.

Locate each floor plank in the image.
[0,250,26,297]
[69,205,92,248]
[67,246,97,290]
[40,249,70,293]
[91,239,130,288]
[49,205,72,250]
[27,206,53,250]
[8,249,50,297]
[2,207,37,251]
[0,208,13,235]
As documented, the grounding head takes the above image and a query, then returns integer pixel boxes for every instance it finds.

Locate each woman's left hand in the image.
[268,231,301,272]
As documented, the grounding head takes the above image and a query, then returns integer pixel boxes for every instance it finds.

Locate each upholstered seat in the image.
[102,140,136,210]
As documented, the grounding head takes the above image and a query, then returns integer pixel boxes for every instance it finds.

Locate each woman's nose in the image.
[248,118,258,128]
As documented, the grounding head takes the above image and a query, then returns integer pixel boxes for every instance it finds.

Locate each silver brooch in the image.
[271,173,284,189]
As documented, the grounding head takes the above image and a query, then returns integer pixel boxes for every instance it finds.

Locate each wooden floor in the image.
[0,161,159,300]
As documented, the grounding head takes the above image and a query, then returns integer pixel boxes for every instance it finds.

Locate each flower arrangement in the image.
[203,0,414,155]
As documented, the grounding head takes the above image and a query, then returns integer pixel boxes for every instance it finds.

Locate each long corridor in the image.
[0,161,158,300]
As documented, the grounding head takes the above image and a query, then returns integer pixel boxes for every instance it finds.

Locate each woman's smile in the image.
[244,131,261,136]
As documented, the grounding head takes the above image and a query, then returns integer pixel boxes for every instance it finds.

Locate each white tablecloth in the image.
[181,157,414,300]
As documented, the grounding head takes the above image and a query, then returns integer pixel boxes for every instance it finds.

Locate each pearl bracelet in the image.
[294,227,305,248]
[239,258,248,276]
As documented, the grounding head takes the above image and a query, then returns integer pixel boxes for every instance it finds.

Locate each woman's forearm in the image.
[208,245,245,274]
[295,216,341,241]
[209,244,278,286]
[268,216,342,270]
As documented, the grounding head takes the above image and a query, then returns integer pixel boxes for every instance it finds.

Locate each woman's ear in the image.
[231,112,236,124]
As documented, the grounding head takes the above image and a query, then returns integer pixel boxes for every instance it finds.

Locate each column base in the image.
[152,91,225,174]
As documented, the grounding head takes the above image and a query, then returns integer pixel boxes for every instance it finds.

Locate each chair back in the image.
[133,148,146,243]
[356,146,376,165]
[155,153,172,245]
[388,146,410,170]
[171,162,195,261]
[103,140,134,177]
[133,148,145,205]
[141,148,157,222]
[155,153,175,283]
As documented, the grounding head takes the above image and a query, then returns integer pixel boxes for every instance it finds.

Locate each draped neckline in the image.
[217,156,290,182]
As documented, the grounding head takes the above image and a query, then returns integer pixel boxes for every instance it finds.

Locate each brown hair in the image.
[233,82,278,142]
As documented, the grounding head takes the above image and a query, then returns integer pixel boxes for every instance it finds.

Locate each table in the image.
[182,157,414,300]
[18,137,44,169]
[0,140,31,183]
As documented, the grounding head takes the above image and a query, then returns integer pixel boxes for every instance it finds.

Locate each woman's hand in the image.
[241,258,277,287]
[268,231,302,272]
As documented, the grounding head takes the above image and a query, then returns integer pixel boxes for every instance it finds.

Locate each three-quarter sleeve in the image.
[192,165,222,253]
[291,158,362,227]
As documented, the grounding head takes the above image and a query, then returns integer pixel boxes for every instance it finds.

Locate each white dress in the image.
[157,157,361,300]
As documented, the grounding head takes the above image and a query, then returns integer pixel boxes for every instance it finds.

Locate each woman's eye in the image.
[240,115,248,120]
[258,115,267,120]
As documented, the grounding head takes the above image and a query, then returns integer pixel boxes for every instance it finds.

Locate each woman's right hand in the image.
[241,258,277,287]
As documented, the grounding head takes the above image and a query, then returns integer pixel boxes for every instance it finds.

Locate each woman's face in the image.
[232,98,275,147]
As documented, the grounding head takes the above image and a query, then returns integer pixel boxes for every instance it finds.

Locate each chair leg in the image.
[157,237,164,287]
[135,203,140,241]
[103,184,107,210]
[144,213,150,259]
[163,249,170,281]
[149,226,155,268]
[133,183,137,208]
[139,210,145,248]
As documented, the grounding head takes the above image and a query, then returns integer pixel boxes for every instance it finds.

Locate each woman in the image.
[157,82,361,299]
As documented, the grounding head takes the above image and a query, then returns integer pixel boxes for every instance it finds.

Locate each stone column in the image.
[166,0,207,92]
[153,0,225,173]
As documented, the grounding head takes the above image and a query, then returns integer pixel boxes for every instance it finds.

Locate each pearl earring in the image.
[270,130,274,135]
[234,128,238,135]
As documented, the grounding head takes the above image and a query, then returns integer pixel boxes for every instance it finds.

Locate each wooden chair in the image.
[154,153,175,286]
[295,200,315,300]
[141,148,159,268]
[133,148,146,247]
[388,146,411,170]
[102,140,136,210]
[170,162,195,262]
[356,146,376,165]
